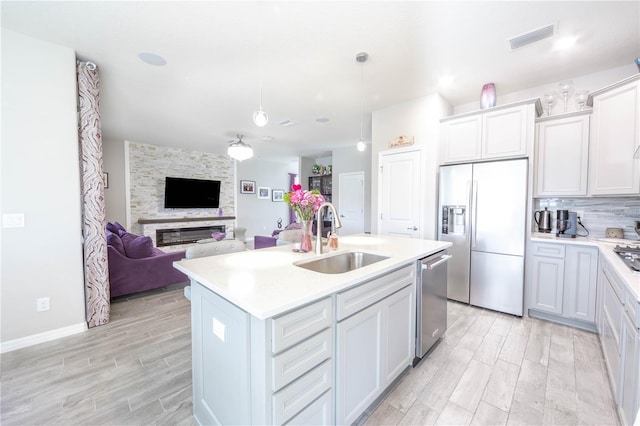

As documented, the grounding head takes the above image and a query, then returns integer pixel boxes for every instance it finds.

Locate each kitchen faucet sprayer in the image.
[315,202,342,254]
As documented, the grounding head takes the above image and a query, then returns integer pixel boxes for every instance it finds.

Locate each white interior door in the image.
[338,172,364,235]
[379,148,423,238]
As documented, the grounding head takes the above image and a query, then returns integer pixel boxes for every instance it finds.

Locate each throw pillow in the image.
[113,221,126,232]
[106,222,119,233]
[106,231,126,255]
[117,230,138,245]
[124,235,155,259]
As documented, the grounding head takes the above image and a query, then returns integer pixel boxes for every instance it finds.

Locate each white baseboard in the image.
[0,322,87,353]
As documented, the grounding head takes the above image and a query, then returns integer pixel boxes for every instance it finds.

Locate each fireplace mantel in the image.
[138,216,236,224]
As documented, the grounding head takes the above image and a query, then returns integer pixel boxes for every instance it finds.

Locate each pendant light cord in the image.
[258,2,263,109]
[360,60,364,141]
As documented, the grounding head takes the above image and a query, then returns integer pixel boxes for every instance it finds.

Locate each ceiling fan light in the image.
[227,141,254,161]
[356,140,366,152]
[253,108,269,127]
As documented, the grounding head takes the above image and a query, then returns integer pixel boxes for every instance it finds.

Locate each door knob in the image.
[407,226,418,230]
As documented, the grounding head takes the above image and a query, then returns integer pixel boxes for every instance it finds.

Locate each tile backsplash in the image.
[534,197,640,239]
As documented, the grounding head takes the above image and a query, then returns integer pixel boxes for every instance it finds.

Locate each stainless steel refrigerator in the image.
[438,159,527,316]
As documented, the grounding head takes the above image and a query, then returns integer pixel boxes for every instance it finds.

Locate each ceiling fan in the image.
[227,134,253,161]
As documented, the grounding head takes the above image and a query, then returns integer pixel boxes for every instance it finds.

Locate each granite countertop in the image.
[174,234,451,320]
[531,232,640,303]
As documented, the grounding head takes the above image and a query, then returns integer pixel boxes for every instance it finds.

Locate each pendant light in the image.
[356,52,368,152]
[253,4,268,127]
[227,134,253,161]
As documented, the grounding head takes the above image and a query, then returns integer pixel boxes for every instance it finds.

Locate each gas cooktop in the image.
[613,245,640,273]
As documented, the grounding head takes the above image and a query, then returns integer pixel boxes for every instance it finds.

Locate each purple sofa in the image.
[106,222,188,298]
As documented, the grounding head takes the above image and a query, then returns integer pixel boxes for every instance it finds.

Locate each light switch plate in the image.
[3,213,25,228]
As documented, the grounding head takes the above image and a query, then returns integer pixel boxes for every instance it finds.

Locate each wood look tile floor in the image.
[1,286,621,426]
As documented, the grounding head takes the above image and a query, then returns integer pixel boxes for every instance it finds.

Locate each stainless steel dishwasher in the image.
[414,250,451,364]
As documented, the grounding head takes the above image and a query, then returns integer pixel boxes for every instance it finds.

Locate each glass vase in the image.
[480,83,496,109]
[299,220,313,252]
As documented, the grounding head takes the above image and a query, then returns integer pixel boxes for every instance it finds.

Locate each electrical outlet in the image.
[575,211,584,220]
[36,297,49,312]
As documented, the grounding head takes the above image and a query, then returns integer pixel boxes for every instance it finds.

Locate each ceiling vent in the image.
[508,23,556,50]
[279,119,297,127]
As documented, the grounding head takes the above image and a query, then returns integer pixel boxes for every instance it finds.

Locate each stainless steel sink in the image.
[295,251,389,274]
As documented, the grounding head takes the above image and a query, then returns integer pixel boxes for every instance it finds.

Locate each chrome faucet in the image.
[315,202,342,254]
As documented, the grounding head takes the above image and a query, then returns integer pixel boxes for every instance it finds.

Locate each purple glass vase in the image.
[480,83,496,109]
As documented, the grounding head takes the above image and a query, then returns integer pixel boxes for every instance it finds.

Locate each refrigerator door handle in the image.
[471,180,478,249]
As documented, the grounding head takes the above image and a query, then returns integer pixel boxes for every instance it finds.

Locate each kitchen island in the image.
[174,234,451,425]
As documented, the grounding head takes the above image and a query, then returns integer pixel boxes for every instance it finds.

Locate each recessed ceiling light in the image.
[315,117,330,123]
[438,76,454,87]
[138,52,167,66]
[554,36,577,50]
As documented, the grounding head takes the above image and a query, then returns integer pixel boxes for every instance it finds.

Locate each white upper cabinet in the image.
[588,74,640,196]
[441,99,541,164]
[441,115,482,163]
[534,112,590,197]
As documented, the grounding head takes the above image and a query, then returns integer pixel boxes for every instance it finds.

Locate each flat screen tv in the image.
[164,177,221,208]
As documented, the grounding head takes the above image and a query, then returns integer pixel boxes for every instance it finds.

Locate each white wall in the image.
[103,139,127,225]
[1,30,86,349]
[331,146,372,232]
[237,159,298,239]
[371,93,452,239]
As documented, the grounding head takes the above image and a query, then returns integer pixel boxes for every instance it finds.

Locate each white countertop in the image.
[174,234,451,320]
[531,232,640,303]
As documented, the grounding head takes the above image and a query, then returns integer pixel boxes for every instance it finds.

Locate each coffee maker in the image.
[556,210,577,238]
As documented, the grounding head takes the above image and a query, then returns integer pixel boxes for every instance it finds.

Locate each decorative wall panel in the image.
[127,142,235,235]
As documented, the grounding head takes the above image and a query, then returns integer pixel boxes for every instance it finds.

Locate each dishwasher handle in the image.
[422,254,452,271]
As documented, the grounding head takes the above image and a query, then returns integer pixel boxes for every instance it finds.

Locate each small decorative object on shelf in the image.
[558,80,573,112]
[312,164,322,175]
[543,91,558,116]
[574,90,589,111]
[635,57,640,72]
[390,135,414,148]
[480,83,496,109]
[325,165,332,175]
[283,184,325,252]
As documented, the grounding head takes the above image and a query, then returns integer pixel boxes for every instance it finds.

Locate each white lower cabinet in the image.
[620,311,639,425]
[191,262,417,425]
[191,284,333,426]
[597,255,640,426]
[528,242,598,326]
[335,265,415,425]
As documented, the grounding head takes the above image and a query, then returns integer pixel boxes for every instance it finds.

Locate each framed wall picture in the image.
[257,187,270,199]
[272,189,284,202]
[240,180,255,194]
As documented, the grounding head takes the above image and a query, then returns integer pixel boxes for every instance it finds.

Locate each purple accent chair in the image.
[106,224,187,298]
[254,235,277,249]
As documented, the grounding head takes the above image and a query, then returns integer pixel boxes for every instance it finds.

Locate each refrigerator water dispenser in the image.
[441,206,466,235]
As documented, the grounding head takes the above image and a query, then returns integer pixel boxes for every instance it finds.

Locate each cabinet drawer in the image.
[272,360,332,425]
[336,265,415,321]
[272,329,332,392]
[531,242,565,258]
[602,262,624,302]
[283,390,333,426]
[271,298,332,353]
